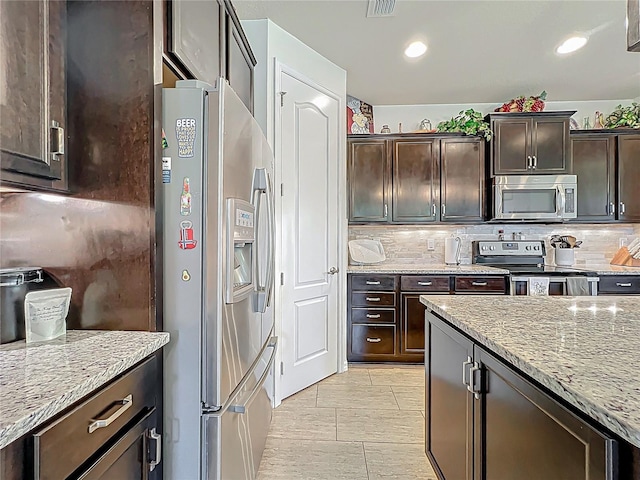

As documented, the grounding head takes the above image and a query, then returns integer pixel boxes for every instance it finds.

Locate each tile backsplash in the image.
[349,224,640,266]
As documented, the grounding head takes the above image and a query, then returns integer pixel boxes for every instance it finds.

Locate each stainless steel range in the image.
[472,240,599,295]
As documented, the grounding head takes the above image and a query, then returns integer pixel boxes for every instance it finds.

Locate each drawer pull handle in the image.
[366,281,381,285]
[366,297,381,302]
[418,281,432,286]
[88,394,133,434]
[471,281,488,286]
[366,337,382,343]
[616,283,632,287]
[366,313,381,319]
[149,428,162,471]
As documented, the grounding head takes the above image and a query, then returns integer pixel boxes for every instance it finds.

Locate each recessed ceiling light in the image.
[556,36,588,54]
[405,41,427,58]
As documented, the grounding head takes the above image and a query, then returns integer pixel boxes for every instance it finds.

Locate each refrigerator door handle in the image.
[264,172,276,307]
[228,337,278,413]
[252,168,275,313]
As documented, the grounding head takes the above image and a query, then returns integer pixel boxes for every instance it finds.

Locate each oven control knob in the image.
[489,246,495,251]
[534,245,540,251]
[525,246,531,251]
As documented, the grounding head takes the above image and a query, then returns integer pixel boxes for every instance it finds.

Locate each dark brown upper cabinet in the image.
[571,134,616,222]
[571,131,640,223]
[392,138,439,223]
[166,0,256,113]
[618,135,640,222]
[0,0,67,191]
[628,0,640,52]
[440,137,485,222]
[348,139,390,222]
[348,134,485,224]
[488,112,574,176]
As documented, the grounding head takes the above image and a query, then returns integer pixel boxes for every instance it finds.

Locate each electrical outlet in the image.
[427,238,435,250]
[620,237,628,248]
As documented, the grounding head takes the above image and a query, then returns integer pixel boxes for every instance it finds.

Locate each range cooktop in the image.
[472,240,597,276]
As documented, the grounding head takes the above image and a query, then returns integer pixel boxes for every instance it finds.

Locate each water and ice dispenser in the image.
[225,198,255,304]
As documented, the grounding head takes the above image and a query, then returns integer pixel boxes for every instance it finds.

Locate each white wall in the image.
[243,19,347,146]
[241,19,349,398]
[373,99,636,134]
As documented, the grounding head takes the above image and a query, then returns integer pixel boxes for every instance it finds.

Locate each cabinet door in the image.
[440,137,485,222]
[77,410,157,480]
[348,139,390,222]
[401,294,427,356]
[224,8,255,113]
[618,135,640,222]
[426,313,474,480]
[168,0,222,86]
[492,118,531,174]
[392,139,439,222]
[628,0,640,52]
[571,135,616,221]
[0,0,66,189]
[475,347,616,480]
[531,117,571,173]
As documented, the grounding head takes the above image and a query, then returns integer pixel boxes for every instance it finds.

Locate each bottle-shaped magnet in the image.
[180,177,192,216]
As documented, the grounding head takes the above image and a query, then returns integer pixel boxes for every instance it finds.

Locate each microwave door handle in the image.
[557,186,565,217]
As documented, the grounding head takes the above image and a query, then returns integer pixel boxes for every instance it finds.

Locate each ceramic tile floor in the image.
[256,365,438,480]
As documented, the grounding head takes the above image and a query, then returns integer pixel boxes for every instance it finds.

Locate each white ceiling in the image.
[234,0,640,105]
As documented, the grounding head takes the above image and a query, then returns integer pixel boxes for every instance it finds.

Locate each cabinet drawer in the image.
[598,276,640,294]
[351,325,395,355]
[454,276,506,293]
[351,308,395,324]
[401,275,450,292]
[34,356,157,480]
[352,292,396,307]
[351,274,397,291]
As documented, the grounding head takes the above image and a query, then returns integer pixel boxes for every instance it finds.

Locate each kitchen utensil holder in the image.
[555,248,575,266]
[610,247,640,267]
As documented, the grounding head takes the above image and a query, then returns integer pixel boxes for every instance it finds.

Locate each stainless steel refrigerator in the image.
[162,79,276,480]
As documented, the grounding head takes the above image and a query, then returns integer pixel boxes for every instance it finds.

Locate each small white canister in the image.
[555,248,575,266]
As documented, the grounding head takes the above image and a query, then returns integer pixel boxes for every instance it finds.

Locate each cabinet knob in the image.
[384,204,388,217]
[609,202,615,215]
[432,204,436,217]
[532,156,537,169]
[366,337,382,343]
[620,202,626,215]
[441,204,446,216]
[527,156,533,169]
[149,428,162,471]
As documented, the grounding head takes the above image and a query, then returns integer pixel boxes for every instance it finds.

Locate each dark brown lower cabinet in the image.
[400,294,429,357]
[75,410,158,480]
[426,312,619,480]
[426,316,474,480]
[0,355,161,480]
[348,273,506,363]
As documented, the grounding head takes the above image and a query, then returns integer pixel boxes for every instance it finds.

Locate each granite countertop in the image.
[347,263,510,275]
[0,330,169,450]
[420,295,640,448]
[571,264,640,275]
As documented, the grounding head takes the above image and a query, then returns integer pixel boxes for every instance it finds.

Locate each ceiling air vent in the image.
[367,0,396,17]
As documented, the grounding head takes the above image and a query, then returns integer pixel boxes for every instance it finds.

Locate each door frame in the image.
[273,60,347,406]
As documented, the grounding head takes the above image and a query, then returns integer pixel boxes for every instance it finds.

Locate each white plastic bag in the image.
[24,287,72,343]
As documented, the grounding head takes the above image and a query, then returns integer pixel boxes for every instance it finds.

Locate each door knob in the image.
[328,267,339,275]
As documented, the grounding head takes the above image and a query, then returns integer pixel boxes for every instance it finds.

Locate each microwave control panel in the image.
[565,188,575,214]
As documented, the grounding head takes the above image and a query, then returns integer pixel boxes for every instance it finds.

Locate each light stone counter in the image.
[347,263,509,275]
[420,295,640,448]
[572,264,640,275]
[0,330,169,449]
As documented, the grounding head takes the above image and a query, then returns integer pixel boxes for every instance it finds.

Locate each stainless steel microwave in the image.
[493,175,577,221]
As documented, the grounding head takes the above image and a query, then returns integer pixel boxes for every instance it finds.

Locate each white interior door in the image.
[278,69,339,399]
